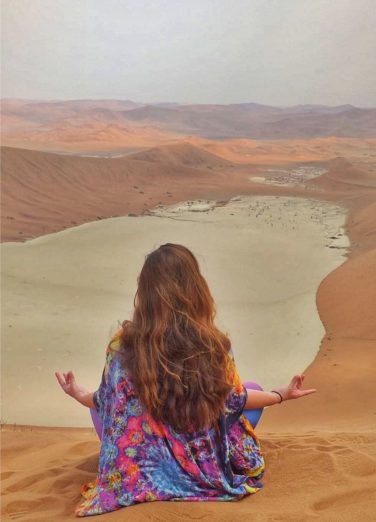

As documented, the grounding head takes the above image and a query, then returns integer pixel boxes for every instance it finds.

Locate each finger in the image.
[55,372,66,387]
[300,388,317,396]
[291,375,303,389]
[55,371,63,383]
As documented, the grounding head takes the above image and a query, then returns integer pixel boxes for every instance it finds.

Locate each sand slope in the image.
[1,196,349,427]
[1,145,243,242]
[3,139,375,242]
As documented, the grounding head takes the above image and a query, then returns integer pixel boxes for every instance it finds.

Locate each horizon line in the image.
[2,97,375,110]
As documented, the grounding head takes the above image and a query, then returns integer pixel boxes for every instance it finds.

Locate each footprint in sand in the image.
[1,470,14,480]
[4,467,62,494]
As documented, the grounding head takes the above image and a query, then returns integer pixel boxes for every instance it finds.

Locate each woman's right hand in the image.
[55,370,80,399]
[274,374,317,401]
[55,370,95,408]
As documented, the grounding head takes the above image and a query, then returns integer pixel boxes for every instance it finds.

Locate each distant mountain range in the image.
[1,99,375,148]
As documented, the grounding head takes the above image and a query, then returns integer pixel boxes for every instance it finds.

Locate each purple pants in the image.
[90,381,264,440]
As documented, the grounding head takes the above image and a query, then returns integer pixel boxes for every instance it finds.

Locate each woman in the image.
[56,243,316,517]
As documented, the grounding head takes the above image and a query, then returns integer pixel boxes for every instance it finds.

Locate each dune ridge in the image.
[2,99,376,143]
[2,138,375,242]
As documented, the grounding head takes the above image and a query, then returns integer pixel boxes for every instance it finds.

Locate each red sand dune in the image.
[4,141,373,242]
[2,99,376,154]
[0,144,250,241]
[2,121,177,154]
[127,141,235,168]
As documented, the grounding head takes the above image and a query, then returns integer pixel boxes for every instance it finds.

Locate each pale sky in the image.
[1,0,375,106]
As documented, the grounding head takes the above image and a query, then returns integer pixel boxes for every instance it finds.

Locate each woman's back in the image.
[75,331,265,517]
[56,244,316,517]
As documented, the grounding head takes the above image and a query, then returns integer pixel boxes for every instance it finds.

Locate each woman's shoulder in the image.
[105,320,135,367]
[225,348,241,384]
[107,320,133,351]
[108,328,123,352]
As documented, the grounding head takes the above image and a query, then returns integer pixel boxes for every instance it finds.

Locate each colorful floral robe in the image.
[75,331,265,516]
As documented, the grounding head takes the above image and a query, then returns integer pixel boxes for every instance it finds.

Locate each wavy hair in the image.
[120,243,233,432]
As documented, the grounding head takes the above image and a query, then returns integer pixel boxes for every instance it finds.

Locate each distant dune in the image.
[2,121,176,153]
[0,145,254,241]
[119,103,376,139]
[2,99,375,151]
[2,136,376,242]
[190,137,376,166]
[127,141,234,168]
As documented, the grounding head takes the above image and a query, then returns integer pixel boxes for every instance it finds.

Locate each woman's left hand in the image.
[274,374,317,401]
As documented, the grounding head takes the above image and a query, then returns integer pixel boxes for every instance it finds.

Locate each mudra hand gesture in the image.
[274,374,316,401]
[55,370,95,408]
[55,370,80,398]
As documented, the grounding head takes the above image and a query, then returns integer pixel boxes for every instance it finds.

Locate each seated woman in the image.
[56,243,316,517]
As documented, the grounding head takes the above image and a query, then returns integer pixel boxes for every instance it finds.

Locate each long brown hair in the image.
[120,243,233,432]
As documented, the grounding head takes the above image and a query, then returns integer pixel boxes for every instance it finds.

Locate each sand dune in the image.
[190,136,376,166]
[1,98,177,153]
[3,139,375,242]
[1,98,142,128]
[110,103,376,139]
[1,145,243,242]
[2,99,376,155]
[127,141,234,168]
[1,121,177,154]
[1,127,376,521]
[3,100,376,160]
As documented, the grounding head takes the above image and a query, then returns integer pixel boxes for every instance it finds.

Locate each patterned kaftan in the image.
[75,331,265,517]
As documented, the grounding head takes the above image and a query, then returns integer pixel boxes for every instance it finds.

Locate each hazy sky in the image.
[2,0,375,106]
